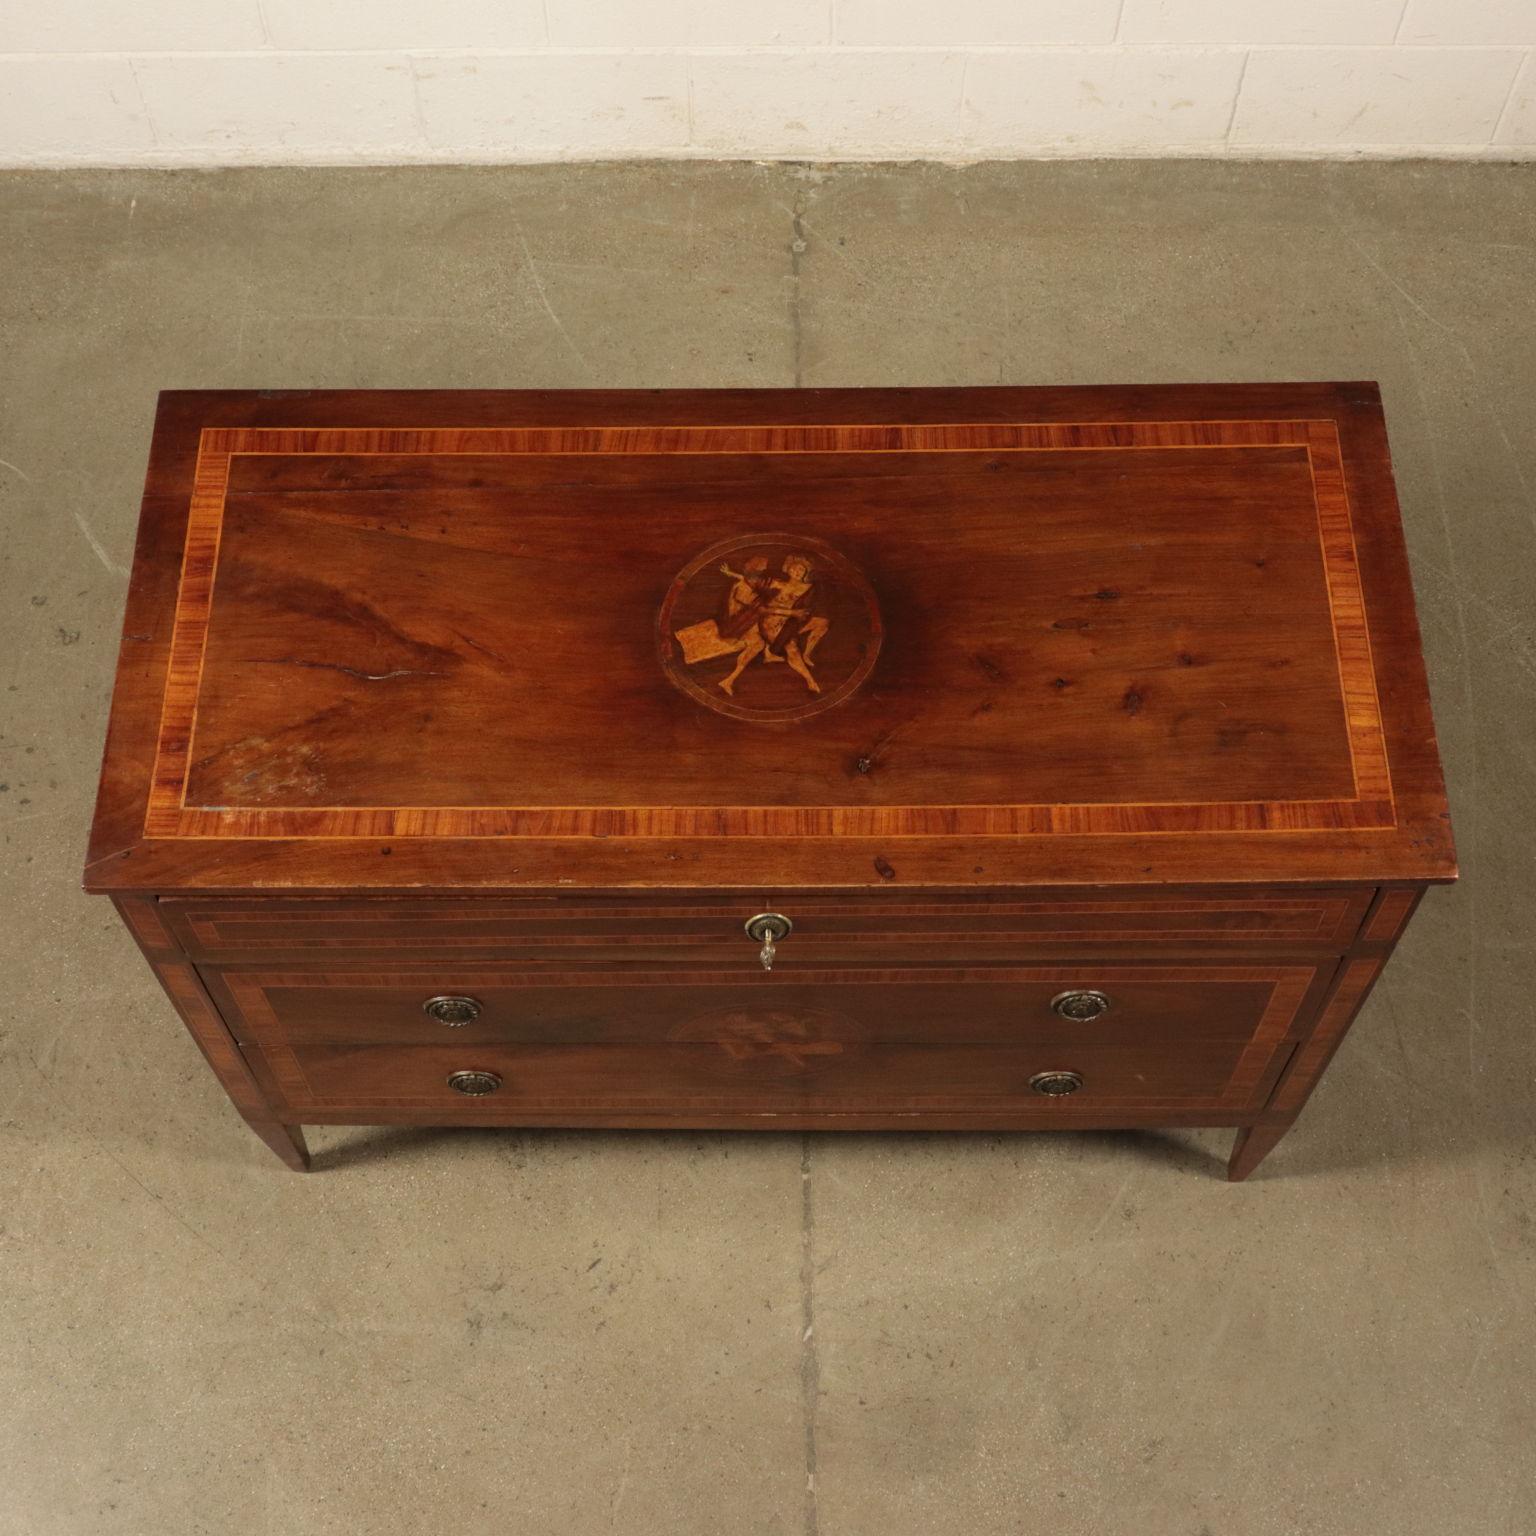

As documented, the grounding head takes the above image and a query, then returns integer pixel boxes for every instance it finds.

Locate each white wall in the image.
[1,0,1533,165]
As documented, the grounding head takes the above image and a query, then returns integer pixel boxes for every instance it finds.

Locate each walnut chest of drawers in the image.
[85,384,1455,1178]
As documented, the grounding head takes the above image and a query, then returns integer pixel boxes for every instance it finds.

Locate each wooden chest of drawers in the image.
[85,385,1454,1178]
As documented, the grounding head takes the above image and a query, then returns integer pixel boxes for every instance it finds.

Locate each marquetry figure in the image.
[673,552,830,697]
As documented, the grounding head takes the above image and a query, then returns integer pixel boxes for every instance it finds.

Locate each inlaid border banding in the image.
[144,420,1395,842]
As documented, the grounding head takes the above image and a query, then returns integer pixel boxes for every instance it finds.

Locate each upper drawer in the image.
[162,889,1371,961]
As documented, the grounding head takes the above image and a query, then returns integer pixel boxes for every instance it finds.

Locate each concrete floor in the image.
[1,160,1532,1535]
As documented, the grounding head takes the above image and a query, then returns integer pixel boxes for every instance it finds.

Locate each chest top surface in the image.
[85,384,1454,894]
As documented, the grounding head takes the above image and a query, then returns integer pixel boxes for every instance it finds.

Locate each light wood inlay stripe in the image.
[181,893,1367,950]
[1306,423,1394,804]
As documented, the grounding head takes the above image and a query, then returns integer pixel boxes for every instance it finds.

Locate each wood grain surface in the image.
[85,384,1455,892]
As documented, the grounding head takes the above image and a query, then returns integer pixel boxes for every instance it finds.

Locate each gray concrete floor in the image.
[1,161,1533,1535]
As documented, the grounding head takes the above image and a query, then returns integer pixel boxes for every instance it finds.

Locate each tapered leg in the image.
[1228,1121,1293,1181]
[247,1119,310,1171]
[120,922,313,1175]
[1229,956,1390,1182]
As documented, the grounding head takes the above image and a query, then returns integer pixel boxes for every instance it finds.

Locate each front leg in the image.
[114,899,314,1173]
[1228,1121,1293,1181]
[1230,956,1386,1180]
[247,1119,311,1171]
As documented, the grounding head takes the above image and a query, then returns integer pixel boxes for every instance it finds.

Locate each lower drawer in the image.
[242,1039,1287,1117]
[215,962,1333,1118]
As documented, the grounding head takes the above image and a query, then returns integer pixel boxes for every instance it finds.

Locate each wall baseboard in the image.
[2,39,1531,169]
[1,144,1532,170]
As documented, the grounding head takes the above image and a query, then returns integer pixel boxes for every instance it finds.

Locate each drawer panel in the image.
[167,889,1372,961]
[214,962,1332,1116]
[250,1042,1274,1116]
[209,965,1311,1048]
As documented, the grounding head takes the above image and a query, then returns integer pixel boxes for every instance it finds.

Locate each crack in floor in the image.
[799,1131,820,1536]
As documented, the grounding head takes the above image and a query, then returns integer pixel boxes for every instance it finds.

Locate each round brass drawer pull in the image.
[424,994,482,1027]
[744,912,793,971]
[447,1069,502,1096]
[1030,1070,1085,1097]
[1050,989,1112,1022]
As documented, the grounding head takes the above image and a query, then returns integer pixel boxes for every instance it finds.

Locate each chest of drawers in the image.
[85,384,1454,1178]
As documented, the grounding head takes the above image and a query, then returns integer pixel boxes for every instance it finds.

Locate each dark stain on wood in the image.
[246,657,445,683]
[1218,722,1280,749]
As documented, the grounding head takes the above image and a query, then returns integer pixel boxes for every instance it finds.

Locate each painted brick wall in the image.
[1,0,1532,164]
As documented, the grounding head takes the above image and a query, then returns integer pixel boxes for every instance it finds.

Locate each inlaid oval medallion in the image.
[668,1004,861,1079]
[657,534,882,722]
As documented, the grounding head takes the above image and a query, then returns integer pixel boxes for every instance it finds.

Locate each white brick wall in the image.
[1,0,1532,164]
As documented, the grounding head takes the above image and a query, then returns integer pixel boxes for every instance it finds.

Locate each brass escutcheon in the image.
[744,912,793,971]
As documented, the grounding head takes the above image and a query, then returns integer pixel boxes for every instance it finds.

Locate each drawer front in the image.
[167,889,1372,961]
[212,963,1331,1116]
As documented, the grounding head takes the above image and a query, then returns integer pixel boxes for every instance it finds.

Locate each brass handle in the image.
[1050,989,1112,1022]
[424,994,482,1027]
[447,1069,502,1096]
[1030,1070,1084,1097]
[744,912,793,971]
